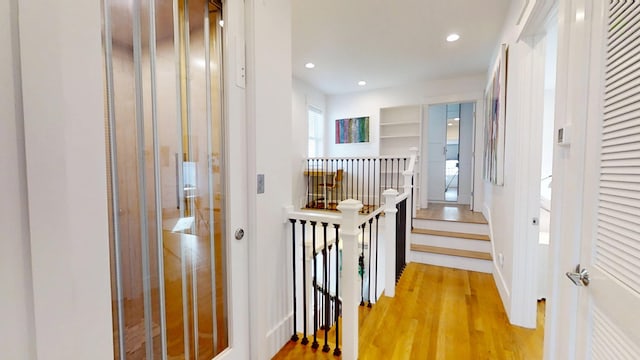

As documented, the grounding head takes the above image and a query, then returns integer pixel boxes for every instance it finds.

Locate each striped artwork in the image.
[335,116,370,144]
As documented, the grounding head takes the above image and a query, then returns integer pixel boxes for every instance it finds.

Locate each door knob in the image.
[235,228,245,240]
[566,264,590,287]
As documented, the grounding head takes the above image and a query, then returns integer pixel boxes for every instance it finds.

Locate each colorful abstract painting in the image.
[483,44,508,185]
[335,116,370,144]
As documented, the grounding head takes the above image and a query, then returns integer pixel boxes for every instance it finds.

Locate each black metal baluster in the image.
[289,219,299,342]
[333,224,341,356]
[340,159,345,202]
[374,214,380,305]
[324,159,329,209]
[300,220,309,345]
[322,223,330,352]
[367,159,371,213]
[391,158,395,190]
[384,159,388,192]
[361,159,365,212]
[367,217,373,307]
[330,159,334,209]
[327,243,333,328]
[310,221,319,349]
[306,159,310,208]
[359,223,365,306]
[397,158,400,192]
[373,159,377,209]
[356,159,359,204]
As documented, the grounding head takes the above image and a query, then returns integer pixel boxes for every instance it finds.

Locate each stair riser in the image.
[410,251,493,273]
[412,219,489,235]
[411,234,491,253]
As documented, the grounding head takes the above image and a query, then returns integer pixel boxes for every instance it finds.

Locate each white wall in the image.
[326,75,486,158]
[19,0,114,358]
[246,0,294,357]
[292,78,327,206]
[482,0,552,328]
[0,0,36,357]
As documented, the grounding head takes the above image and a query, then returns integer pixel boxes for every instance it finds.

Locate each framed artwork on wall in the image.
[335,116,370,144]
[483,44,509,185]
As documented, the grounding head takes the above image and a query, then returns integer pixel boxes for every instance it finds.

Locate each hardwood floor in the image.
[272,263,544,359]
[416,203,488,224]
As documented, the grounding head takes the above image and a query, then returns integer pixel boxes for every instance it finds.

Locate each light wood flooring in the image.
[416,203,488,224]
[272,263,544,359]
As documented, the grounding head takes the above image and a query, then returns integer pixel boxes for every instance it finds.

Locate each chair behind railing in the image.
[301,149,417,215]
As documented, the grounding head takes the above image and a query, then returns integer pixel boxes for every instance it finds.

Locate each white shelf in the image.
[380,121,420,126]
[380,135,420,139]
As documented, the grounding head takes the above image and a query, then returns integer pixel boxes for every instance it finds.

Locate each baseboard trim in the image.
[267,313,293,358]
[484,204,511,316]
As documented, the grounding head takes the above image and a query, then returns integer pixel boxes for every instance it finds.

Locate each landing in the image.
[416,203,487,224]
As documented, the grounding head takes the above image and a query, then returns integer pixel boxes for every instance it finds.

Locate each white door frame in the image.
[543,0,596,358]
[419,93,484,211]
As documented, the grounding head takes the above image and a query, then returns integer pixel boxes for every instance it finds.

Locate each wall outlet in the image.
[498,253,504,268]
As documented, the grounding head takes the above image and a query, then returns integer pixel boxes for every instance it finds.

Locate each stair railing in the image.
[301,148,418,215]
[285,156,415,358]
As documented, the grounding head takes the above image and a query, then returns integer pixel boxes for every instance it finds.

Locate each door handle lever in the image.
[566,264,590,287]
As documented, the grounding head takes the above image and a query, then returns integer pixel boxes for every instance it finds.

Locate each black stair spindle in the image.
[300,220,309,345]
[322,222,331,352]
[333,224,341,356]
[373,159,377,209]
[289,219,299,342]
[310,221,319,349]
[367,159,371,213]
[374,214,380,305]
[359,223,365,306]
[306,159,310,208]
[367,217,373,307]
[397,158,400,192]
[361,159,365,212]
[356,159,359,204]
[384,158,388,192]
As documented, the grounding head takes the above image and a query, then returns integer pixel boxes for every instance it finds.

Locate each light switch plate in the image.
[257,174,264,194]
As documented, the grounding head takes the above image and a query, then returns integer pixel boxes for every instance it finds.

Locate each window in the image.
[308,107,323,157]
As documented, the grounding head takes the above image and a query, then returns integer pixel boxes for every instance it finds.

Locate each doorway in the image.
[425,102,475,206]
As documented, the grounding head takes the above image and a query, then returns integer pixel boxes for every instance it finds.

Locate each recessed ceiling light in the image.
[454,117,460,121]
[305,62,315,69]
[446,33,460,42]
[448,123,453,126]
[218,20,224,27]
[358,80,367,86]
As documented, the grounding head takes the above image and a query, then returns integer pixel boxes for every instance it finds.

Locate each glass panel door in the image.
[103,0,228,358]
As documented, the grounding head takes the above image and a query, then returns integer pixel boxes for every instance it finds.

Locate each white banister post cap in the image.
[383,189,399,197]
[402,169,413,176]
[337,199,363,212]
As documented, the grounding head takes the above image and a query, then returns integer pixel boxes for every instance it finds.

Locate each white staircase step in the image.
[411,229,491,253]
[412,218,489,235]
[410,246,493,273]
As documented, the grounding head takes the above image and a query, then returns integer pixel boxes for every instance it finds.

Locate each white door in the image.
[458,103,474,205]
[572,0,640,358]
[102,0,249,358]
[426,104,447,202]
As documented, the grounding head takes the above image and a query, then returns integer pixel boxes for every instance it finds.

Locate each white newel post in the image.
[383,189,399,298]
[336,199,363,360]
[403,170,413,265]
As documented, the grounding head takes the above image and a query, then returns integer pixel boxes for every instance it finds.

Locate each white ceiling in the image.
[292,0,512,95]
